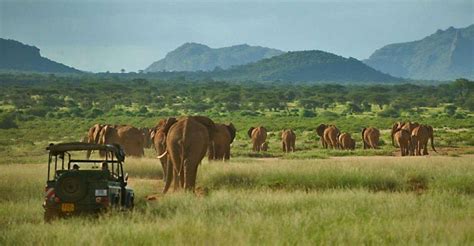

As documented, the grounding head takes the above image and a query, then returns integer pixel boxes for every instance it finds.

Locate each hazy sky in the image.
[1,0,473,72]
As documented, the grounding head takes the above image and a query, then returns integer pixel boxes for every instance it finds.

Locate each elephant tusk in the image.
[157,151,168,159]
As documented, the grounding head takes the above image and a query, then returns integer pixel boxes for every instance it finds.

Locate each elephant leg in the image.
[184,160,198,192]
[423,141,428,155]
[208,144,215,161]
[216,146,224,160]
[224,146,230,161]
[162,159,173,194]
[160,158,168,182]
[416,142,421,156]
[321,139,326,149]
[291,142,295,152]
[282,142,286,152]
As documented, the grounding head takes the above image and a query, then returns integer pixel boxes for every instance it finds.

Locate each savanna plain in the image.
[0,77,473,245]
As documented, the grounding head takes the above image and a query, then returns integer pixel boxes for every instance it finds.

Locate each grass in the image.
[1,156,474,244]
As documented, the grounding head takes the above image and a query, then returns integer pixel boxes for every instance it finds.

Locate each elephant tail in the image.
[429,126,437,153]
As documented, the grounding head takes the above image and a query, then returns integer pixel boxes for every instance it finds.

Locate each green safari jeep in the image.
[43,142,134,222]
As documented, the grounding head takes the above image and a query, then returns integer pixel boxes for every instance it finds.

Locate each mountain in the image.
[145,43,284,72]
[0,38,81,73]
[364,25,474,80]
[208,50,400,83]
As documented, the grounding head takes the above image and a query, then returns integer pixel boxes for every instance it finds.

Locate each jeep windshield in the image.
[46,142,126,182]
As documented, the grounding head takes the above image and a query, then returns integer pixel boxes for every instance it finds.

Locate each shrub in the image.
[377,107,400,118]
[0,113,18,129]
[299,109,316,118]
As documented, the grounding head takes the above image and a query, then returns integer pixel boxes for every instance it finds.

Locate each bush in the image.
[0,113,18,129]
[240,110,260,116]
[319,111,339,119]
[299,109,316,118]
[377,107,400,118]
[444,105,457,116]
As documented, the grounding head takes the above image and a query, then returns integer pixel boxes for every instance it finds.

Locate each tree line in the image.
[0,73,472,128]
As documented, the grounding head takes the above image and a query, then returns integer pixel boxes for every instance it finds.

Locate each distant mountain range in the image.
[0,38,81,73]
[145,43,284,72]
[364,24,474,80]
[145,50,401,83]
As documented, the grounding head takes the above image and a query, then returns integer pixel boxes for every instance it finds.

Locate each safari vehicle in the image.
[43,142,134,222]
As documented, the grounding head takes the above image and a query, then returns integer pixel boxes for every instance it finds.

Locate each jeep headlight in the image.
[95,189,107,196]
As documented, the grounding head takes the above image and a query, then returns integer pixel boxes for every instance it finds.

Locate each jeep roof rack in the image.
[46,142,125,161]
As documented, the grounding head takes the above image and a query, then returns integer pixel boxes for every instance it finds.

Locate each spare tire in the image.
[56,173,87,202]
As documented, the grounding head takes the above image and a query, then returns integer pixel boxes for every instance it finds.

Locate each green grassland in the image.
[1,75,473,244]
[1,157,473,245]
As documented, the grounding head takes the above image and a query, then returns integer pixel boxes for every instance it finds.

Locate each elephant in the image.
[150,117,177,182]
[338,133,355,150]
[99,125,145,157]
[393,128,412,156]
[316,124,328,148]
[139,127,153,149]
[159,116,216,193]
[247,126,268,152]
[208,123,236,161]
[323,125,340,149]
[391,121,419,146]
[281,129,296,153]
[362,127,380,149]
[261,141,269,151]
[86,123,105,159]
[411,124,436,156]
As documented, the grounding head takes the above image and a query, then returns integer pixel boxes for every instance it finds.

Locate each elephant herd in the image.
[85,116,233,193]
[391,121,436,156]
[84,118,436,193]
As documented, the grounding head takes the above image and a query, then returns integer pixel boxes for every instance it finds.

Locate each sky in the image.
[1,0,473,72]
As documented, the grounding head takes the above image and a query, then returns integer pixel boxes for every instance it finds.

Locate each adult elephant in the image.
[140,127,153,149]
[338,133,355,150]
[393,128,412,156]
[411,125,436,156]
[362,127,380,149]
[208,123,236,161]
[323,125,340,149]
[99,125,145,157]
[86,123,105,159]
[151,118,177,181]
[281,129,296,153]
[316,124,328,148]
[391,121,420,146]
[160,116,216,193]
[248,126,268,152]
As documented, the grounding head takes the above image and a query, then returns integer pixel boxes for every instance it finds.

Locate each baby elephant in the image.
[281,129,296,153]
[338,133,355,150]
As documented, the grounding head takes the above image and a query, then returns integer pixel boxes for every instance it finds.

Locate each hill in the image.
[0,38,81,73]
[364,25,474,80]
[209,50,401,83]
[144,42,284,72]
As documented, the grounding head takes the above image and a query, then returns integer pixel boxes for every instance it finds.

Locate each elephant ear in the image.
[247,127,255,138]
[316,124,326,137]
[361,128,367,141]
[190,116,216,139]
[93,124,104,144]
[100,125,112,145]
[162,117,177,135]
[150,128,157,141]
[226,123,237,143]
